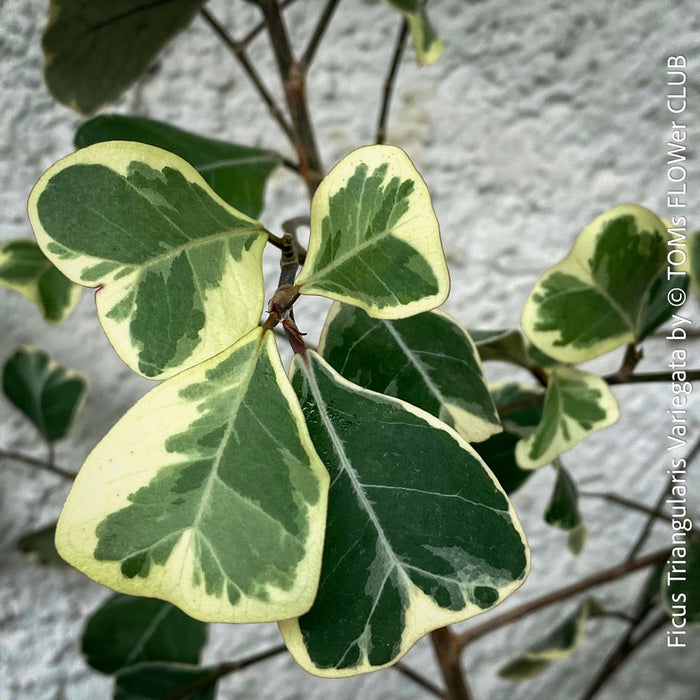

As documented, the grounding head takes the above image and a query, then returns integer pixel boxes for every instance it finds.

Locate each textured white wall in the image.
[1,0,699,698]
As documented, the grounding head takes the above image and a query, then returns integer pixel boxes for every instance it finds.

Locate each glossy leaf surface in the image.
[320,304,500,443]
[29,142,268,379]
[56,329,329,623]
[298,145,449,319]
[280,352,529,677]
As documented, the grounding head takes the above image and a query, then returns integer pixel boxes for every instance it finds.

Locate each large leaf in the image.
[661,542,700,625]
[83,594,207,674]
[114,662,217,700]
[522,205,671,362]
[383,1,444,66]
[55,328,329,623]
[473,383,544,495]
[43,0,204,114]
[16,523,68,569]
[319,303,501,443]
[75,115,281,218]
[544,463,586,555]
[498,599,599,680]
[279,352,529,677]
[515,368,619,470]
[297,145,449,318]
[0,239,81,323]
[28,141,268,379]
[2,346,87,442]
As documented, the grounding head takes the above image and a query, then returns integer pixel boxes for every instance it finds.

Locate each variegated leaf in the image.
[56,328,329,623]
[382,0,444,66]
[279,352,529,677]
[515,368,619,470]
[297,145,449,318]
[28,142,268,379]
[319,303,500,443]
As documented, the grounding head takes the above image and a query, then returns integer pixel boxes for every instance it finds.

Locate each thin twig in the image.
[300,0,342,70]
[579,491,673,523]
[431,628,472,700]
[605,369,700,385]
[614,343,643,382]
[376,19,409,144]
[0,449,75,480]
[456,548,670,649]
[393,661,445,698]
[200,7,295,143]
[240,0,301,47]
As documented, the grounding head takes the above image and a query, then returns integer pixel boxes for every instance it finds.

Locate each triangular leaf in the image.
[544,464,586,555]
[319,303,501,442]
[28,142,268,379]
[75,115,281,218]
[82,594,207,674]
[661,541,700,625]
[3,346,87,442]
[382,0,444,66]
[515,368,619,470]
[522,205,670,362]
[498,599,596,680]
[0,239,81,323]
[279,352,529,677]
[114,662,217,700]
[56,328,329,623]
[297,145,449,318]
[43,0,204,114]
[16,523,68,569]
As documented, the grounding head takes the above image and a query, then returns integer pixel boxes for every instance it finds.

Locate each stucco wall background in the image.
[1,0,699,698]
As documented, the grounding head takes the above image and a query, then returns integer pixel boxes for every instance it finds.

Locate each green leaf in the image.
[16,523,68,569]
[75,115,281,218]
[279,352,529,677]
[0,239,81,323]
[544,464,586,555]
[28,141,268,379]
[471,328,558,369]
[43,0,204,114]
[319,303,501,443]
[498,599,597,680]
[114,662,216,700]
[515,368,619,470]
[661,541,700,625]
[297,145,449,319]
[2,346,87,442]
[82,594,206,674]
[383,0,444,66]
[522,205,671,362]
[55,328,329,623]
[473,383,544,495]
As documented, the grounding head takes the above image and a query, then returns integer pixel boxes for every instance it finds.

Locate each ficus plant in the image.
[1,1,698,699]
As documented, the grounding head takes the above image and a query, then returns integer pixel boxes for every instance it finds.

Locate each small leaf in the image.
[297,145,449,319]
[55,328,329,623]
[498,599,596,680]
[43,0,204,114]
[471,328,559,370]
[16,523,68,569]
[82,594,207,674]
[522,205,671,362]
[279,352,529,677]
[114,662,217,700]
[515,368,619,470]
[28,142,268,379]
[660,541,700,625]
[0,239,81,323]
[382,0,444,66]
[320,303,501,442]
[2,346,87,442]
[473,383,544,495]
[544,464,586,555]
[75,115,281,218]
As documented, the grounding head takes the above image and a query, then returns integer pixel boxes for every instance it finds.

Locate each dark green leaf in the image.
[544,464,586,555]
[2,347,87,442]
[75,115,281,218]
[16,523,68,569]
[83,594,207,674]
[114,662,216,700]
[639,267,689,339]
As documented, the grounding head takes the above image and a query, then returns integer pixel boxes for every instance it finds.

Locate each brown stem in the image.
[0,449,75,480]
[376,19,409,144]
[393,661,445,698]
[281,215,309,264]
[456,548,670,649]
[300,0,342,70]
[200,7,295,144]
[258,0,324,196]
[579,491,673,523]
[605,369,700,385]
[614,343,643,382]
[240,0,300,47]
[431,627,472,700]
